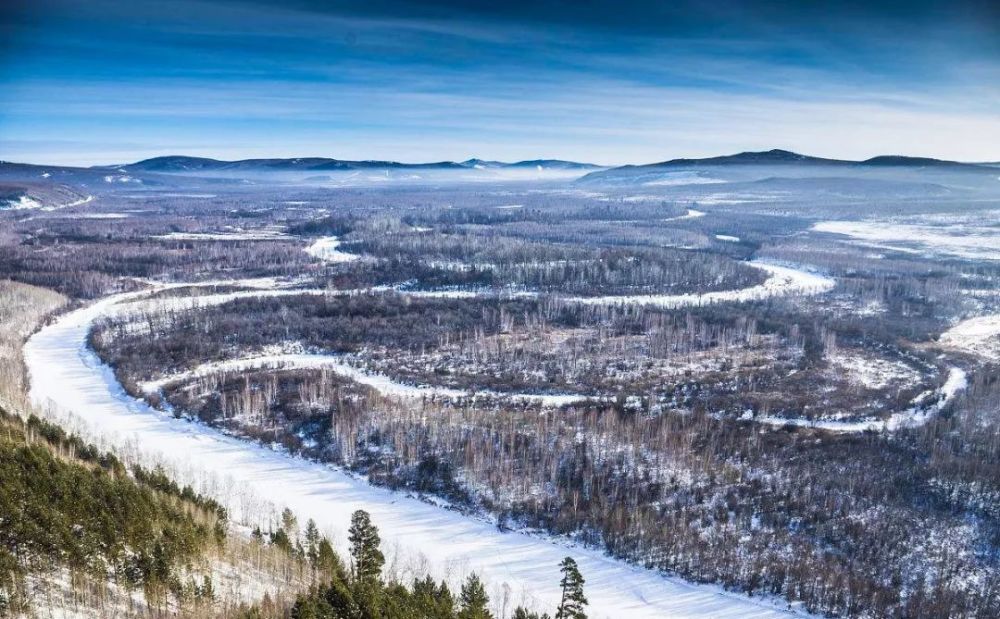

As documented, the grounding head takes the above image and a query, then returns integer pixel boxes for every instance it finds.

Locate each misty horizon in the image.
[5,147,1000,170]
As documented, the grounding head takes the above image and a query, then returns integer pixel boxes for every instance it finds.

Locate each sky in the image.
[0,0,998,166]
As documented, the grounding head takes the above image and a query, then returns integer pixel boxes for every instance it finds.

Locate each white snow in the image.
[940,314,1000,360]
[73,213,129,219]
[155,230,291,241]
[401,288,537,300]
[813,220,1000,261]
[564,262,834,308]
[139,352,593,408]
[5,195,43,210]
[3,194,93,211]
[826,352,921,390]
[305,236,360,263]
[24,286,806,619]
[49,195,94,211]
[758,368,967,433]
[103,174,138,184]
[715,235,741,243]
[662,208,706,222]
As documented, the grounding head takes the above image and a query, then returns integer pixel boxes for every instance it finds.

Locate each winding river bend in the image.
[24,290,805,619]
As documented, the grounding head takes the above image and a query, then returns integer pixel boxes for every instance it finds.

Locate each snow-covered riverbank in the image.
[24,289,805,619]
[140,352,593,408]
[565,262,834,308]
[757,367,967,433]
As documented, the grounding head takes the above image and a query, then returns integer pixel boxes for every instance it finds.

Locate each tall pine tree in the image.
[555,557,587,619]
[348,509,384,585]
[304,518,320,568]
[458,573,493,619]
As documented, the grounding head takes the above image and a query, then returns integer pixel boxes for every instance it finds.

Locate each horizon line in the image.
[4,148,998,170]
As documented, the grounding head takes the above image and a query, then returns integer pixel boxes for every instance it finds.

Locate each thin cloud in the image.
[1,0,997,165]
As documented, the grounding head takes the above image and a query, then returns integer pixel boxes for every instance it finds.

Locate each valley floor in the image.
[25,289,809,619]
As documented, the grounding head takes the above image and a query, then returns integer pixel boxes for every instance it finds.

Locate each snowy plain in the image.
[813,219,1000,261]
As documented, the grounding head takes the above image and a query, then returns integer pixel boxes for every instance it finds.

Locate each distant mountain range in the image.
[113,156,603,174]
[599,148,992,171]
[2,150,996,192]
[110,150,996,180]
[577,149,999,184]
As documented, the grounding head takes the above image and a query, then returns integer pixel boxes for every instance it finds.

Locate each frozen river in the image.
[24,288,807,619]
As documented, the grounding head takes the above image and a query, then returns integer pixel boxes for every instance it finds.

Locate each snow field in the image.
[940,315,1000,360]
[813,219,1000,261]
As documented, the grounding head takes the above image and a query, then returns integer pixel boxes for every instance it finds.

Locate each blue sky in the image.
[1,0,998,166]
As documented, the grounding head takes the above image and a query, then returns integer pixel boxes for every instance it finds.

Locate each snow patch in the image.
[827,352,921,390]
[305,236,360,263]
[155,230,291,241]
[940,314,1000,360]
[662,208,706,222]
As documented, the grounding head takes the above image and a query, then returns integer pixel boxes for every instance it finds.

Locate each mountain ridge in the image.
[578,149,997,184]
[113,155,603,174]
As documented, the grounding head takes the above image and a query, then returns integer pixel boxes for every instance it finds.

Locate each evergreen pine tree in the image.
[348,509,384,585]
[305,518,320,567]
[412,575,455,618]
[555,557,587,619]
[315,537,343,581]
[458,573,492,619]
[282,507,298,535]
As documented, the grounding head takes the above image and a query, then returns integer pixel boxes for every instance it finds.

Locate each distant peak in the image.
[861,155,960,167]
[644,149,843,168]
